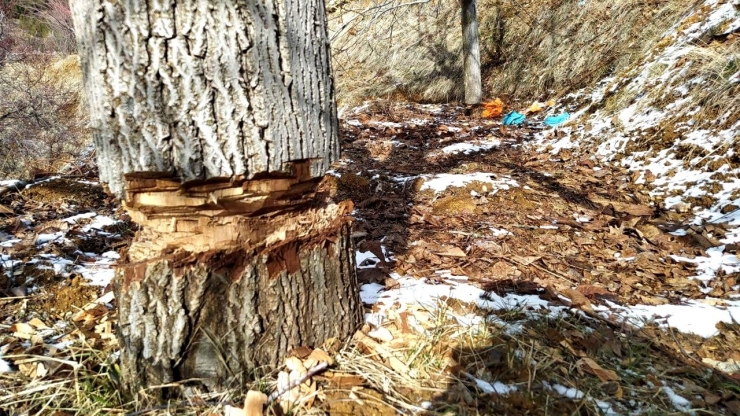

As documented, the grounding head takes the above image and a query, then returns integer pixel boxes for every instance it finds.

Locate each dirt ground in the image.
[2,105,740,415]
[328,102,740,414]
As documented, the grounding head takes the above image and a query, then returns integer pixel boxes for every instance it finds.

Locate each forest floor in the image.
[2,102,740,415]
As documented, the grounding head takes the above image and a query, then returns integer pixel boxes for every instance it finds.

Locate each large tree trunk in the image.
[461,0,482,104]
[71,0,362,395]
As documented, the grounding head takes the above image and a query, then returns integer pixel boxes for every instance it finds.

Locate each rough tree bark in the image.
[71,0,362,395]
[461,0,482,104]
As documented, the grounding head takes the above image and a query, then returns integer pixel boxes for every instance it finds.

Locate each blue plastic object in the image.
[503,111,526,126]
[544,112,570,126]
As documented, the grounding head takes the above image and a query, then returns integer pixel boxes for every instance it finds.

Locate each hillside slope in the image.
[538,0,740,219]
[329,0,700,105]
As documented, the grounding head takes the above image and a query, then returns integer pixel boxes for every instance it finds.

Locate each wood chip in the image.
[353,330,410,373]
[243,390,268,416]
[435,246,467,257]
[28,318,49,329]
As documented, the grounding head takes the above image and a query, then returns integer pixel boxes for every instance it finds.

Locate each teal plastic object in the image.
[503,111,526,126]
[544,112,570,126]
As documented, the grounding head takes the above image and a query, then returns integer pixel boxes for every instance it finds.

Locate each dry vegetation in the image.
[2,0,740,415]
[0,0,88,180]
[4,101,740,415]
[329,0,695,106]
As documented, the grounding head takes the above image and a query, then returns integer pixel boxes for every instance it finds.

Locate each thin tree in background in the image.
[461,0,482,104]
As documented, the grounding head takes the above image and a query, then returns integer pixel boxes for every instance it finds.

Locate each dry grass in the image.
[0,344,127,414]
[330,0,694,107]
[2,283,738,415]
[681,41,740,124]
[0,53,89,179]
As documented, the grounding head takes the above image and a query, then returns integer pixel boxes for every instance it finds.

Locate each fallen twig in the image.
[267,361,329,404]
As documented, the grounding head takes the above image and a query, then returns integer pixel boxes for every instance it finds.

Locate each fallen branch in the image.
[267,361,329,404]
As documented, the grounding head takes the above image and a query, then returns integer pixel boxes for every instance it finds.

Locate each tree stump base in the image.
[115,166,362,395]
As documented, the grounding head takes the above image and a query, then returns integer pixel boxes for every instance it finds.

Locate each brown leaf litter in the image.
[2,104,740,414]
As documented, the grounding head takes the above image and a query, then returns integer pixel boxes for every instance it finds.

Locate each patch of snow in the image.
[81,215,119,232]
[490,227,512,237]
[35,232,66,245]
[371,121,403,128]
[360,267,566,332]
[420,173,518,193]
[543,381,584,399]
[360,283,385,304]
[661,384,692,413]
[596,400,619,416]
[0,179,22,187]
[36,254,73,275]
[606,298,740,338]
[356,248,385,269]
[0,357,12,373]
[25,176,61,188]
[74,259,116,287]
[0,239,21,248]
[472,377,517,395]
[574,214,592,223]
[62,212,97,224]
[702,357,740,374]
[670,246,740,283]
[439,141,499,155]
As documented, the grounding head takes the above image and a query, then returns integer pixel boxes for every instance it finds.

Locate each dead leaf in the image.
[384,276,400,290]
[322,337,342,354]
[353,331,409,373]
[590,195,653,216]
[576,284,613,299]
[11,322,35,339]
[357,240,388,266]
[397,311,412,334]
[600,381,624,399]
[704,392,722,405]
[726,401,740,416]
[577,357,620,382]
[356,268,388,285]
[560,339,586,357]
[435,246,466,257]
[490,261,518,277]
[304,348,334,367]
[290,346,313,359]
[323,373,365,388]
[561,288,593,312]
